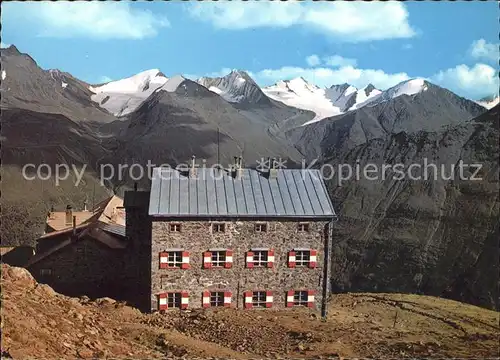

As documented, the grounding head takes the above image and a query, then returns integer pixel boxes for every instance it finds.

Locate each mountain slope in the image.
[104,77,305,190]
[1,108,112,245]
[324,105,499,310]
[0,46,115,124]
[88,69,168,117]
[289,80,487,161]
[198,70,272,106]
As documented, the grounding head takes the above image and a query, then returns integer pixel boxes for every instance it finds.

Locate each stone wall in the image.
[150,219,330,311]
[28,237,128,300]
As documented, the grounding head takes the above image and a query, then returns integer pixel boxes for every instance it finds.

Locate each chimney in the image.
[65,205,73,226]
[134,182,138,191]
[189,155,197,178]
[83,200,88,212]
[235,156,243,179]
[269,157,278,179]
[72,216,77,236]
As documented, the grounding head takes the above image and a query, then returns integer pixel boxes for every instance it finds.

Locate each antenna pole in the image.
[217,127,220,168]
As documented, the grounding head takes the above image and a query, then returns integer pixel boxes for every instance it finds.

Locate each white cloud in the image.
[469,39,498,62]
[323,55,357,67]
[0,42,10,48]
[254,65,411,90]
[431,63,497,99]
[306,55,321,67]
[188,2,416,42]
[201,59,497,99]
[3,2,169,40]
[402,44,413,50]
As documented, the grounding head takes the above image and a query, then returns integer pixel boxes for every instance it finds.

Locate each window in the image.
[158,291,189,310]
[288,249,317,268]
[246,249,274,268]
[295,250,310,266]
[170,223,181,232]
[286,290,314,308]
[253,250,268,266]
[167,292,181,308]
[252,291,267,307]
[203,250,233,269]
[212,223,226,233]
[211,251,226,267]
[294,291,308,306]
[244,290,273,309]
[40,269,52,276]
[159,251,190,269]
[202,291,232,308]
[210,291,224,307]
[298,223,310,232]
[254,223,268,232]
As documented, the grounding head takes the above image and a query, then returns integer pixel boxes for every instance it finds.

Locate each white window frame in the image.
[210,291,225,307]
[166,251,183,268]
[298,222,310,232]
[211,250,227,268]
[252,250,269,267]
[252,291,267,308]
[212,223,226,233]
[170,223,181,232]
[167,292,182,308]
[254,223,268,233]
[295,250,311,267]
[293,290,308,306]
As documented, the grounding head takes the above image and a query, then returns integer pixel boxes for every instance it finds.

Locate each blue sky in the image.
[1,1,497,99]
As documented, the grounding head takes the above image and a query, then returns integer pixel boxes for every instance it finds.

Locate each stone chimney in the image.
[65,205,73,226]
[189,155,197,178]
[83,200,88,212]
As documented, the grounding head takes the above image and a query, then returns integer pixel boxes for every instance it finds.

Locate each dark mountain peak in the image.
[330,83,351,92]
[364,83,376,96]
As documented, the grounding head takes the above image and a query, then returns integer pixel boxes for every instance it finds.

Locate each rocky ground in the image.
[1,264,499,359]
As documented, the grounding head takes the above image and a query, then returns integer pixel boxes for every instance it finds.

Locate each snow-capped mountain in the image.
[197,70,271,106]
[476,95,499,110]
[263,77,344,124]
[263,77,387,125]
[89,69,168,116]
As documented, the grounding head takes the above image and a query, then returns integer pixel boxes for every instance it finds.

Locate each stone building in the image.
[125,158,336,313]
[25,195,130,301]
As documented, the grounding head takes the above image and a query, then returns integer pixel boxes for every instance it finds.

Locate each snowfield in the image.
[88,69,168,117]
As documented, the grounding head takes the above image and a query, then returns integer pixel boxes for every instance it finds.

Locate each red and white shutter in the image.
[158,293,168,310]
[288,251,296,268]
[224,291,232,307]
[267,249,275,268]
[181,251,190,269]
[309,250,317,269]
[203,251,212,269]
[246,251,254,268]
[265,291,273,308]
[244,291,253,309]
[224,250,233,268]
[202,291,210,308]
[181,291,189,309]
[159,252,169,269]
[307,290,315,308]
[286,290,295,307]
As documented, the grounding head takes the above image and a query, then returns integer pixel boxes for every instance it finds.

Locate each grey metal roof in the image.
[99,223,126,237]
[148,167,335,218]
